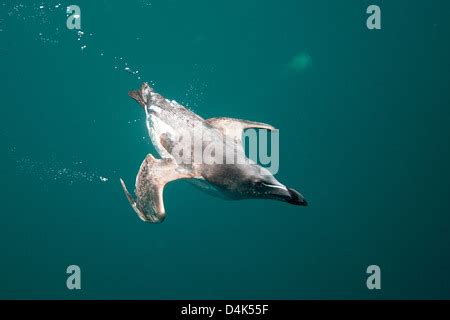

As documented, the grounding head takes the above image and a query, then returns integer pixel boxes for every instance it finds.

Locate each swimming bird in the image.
[120,83,307,223]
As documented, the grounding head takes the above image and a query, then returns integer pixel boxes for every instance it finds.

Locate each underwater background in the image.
[1,0,450,299]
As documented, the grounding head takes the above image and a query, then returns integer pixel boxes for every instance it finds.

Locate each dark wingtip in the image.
[287,188,308,206]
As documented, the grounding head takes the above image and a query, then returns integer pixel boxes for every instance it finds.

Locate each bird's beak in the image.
[266,184,308,206]
[285,187,308,206]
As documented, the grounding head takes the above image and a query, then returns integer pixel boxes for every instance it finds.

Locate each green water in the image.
[1,0,450,299]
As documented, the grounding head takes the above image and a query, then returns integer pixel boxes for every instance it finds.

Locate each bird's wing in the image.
[205,117,277,147]
[120,154,194,223]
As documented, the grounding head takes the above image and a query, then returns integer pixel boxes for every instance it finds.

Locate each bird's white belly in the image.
[145,110,175,158]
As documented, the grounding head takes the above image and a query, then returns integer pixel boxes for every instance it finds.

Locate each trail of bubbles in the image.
[2,1,210,107]
[181,64,212,109]
[0,1,143,80]
[1,1,65,44]
[63,6,144,81]
[2,1,211,135]
[7,145,113,187]
[139,0,153,8]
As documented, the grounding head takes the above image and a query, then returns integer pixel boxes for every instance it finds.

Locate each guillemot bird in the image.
[120,82,307,223]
